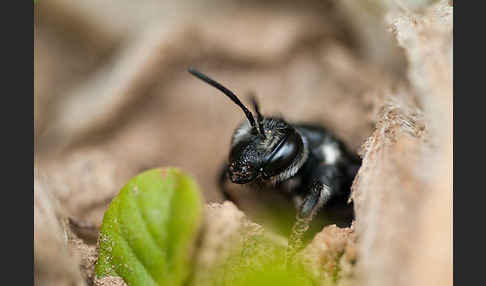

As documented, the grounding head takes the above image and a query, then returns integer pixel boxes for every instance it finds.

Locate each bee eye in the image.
[262,130,302,177]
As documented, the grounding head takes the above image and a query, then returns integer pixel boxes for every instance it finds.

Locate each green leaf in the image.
[95,168,203,286]
[196,228,317,286]
[221,244,317,286]
[230,262,316,286]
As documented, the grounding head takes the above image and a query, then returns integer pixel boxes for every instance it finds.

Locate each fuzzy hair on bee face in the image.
[230,117,309,184]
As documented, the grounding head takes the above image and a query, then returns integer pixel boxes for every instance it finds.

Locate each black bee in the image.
[188,68,361,236]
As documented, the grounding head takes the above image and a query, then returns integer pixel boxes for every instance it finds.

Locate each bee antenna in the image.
[188,68,257,129]
[249,93,266,139]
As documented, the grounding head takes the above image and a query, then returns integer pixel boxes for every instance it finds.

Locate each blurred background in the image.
[34,1,452,286]
[35,0,393,225]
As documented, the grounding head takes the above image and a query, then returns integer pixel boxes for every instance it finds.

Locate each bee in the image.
[188,68,361,240]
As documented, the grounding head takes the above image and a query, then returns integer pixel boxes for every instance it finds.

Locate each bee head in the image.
[229,118,304,183]
[188,68,306,184]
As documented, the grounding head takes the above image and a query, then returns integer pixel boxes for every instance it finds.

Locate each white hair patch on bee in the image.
[321,143,341,164]
[313,184,332,215]
[320,184,331,203]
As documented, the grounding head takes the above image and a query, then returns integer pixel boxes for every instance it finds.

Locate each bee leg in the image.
[287,181,323,254]
[288,165,342,256]
[301,164,345,217]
